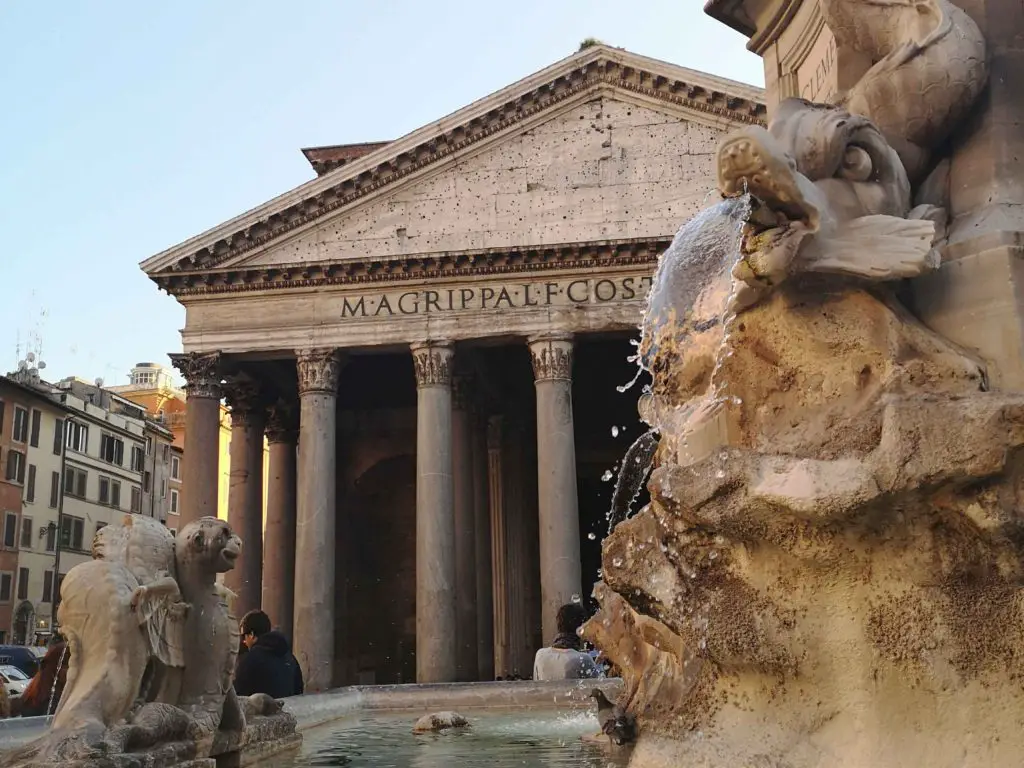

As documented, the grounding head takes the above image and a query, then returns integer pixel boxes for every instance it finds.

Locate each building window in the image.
[160,479,166,499]
[5,450,25,484]
[145,436,153,455]
[64,467,87,499]
[25,464,36,503]
[171,455,180,480]
[16,567,28,601]
[0,400,5,437]
[96,521,107,537]
[0,573,11,602]
[162,444,169,461]
[170,489,179,514]
[53,418,63,455]
[169,528,177,537]
[42,570,52,603]
[100,433,125,466]
[60,515,85,551]
[49,471,59,508]
[45,524,55,553]
[12,407,28,443]
[130,486,141,513]
[143,470,152,493]
[20,517,31,549]
[131,445,145,472]
[2,513,16,549]
[66,421,88,453]
[99,476,121,508]
[29,409,41,447]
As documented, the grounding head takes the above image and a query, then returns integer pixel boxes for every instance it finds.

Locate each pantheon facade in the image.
[142,44,765,691]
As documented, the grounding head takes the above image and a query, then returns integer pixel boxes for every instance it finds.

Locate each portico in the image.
[143,44,764,688]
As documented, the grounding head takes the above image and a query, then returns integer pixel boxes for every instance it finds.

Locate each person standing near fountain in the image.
[533,603,603,681]
[234,610,304,698]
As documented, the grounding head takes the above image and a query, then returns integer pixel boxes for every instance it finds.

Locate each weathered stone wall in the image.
[246,97,725,265]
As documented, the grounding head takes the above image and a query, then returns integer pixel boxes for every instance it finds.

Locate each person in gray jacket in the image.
[533,603,603,681]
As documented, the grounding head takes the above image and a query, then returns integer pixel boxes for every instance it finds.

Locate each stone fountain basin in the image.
[0,679,624,754]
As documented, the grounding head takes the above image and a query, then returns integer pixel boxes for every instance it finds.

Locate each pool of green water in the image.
[271,708,629,768]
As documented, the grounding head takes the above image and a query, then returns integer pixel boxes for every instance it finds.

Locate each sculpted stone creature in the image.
[50,517,187,744]
[412,712,470,733]
[821,0,987,183]
[171,517,247,742]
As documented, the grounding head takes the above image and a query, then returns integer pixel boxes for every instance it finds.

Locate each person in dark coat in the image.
[234,610,304,699]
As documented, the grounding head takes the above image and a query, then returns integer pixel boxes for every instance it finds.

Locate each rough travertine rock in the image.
[582,4,1023,766]
[412,711,471,733]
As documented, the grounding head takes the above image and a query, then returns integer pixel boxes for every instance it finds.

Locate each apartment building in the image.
[0,374,71,644]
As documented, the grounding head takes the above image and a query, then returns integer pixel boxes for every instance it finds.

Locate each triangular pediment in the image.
[142,44,764,288]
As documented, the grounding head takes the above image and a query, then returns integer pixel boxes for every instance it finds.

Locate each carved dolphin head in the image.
[177,516,242,575]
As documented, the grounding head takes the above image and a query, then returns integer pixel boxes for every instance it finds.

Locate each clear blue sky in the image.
[0,1,763,386]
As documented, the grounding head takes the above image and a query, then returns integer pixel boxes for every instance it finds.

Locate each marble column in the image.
[528,333,583,645]
[263,400,298,640]
[487,416,511,677]
[223,375,266,617]
[502,420,533,676]
[169,352,222,525]
[412,341,457,683]
[294,348,343,692]
[451,374,478,681]
[473,406,494,681]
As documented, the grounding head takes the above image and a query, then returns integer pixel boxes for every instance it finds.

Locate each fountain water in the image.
[581,3,1024,766]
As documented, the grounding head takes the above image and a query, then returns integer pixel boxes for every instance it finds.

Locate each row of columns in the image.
[170,331,582,690]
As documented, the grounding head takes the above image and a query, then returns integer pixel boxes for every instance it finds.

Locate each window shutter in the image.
[53,419,63,455]
[30,410,41,447]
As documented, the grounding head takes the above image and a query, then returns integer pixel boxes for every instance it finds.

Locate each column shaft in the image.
[452,376,478,681]
[170,353,222,525]
[223,376,266,616]
[487,416,511,677]
[294,349,342,692]
[412,341,457,683]
[528,334,583,645]
[473,408,494,681]
[503,421,532,676]
[263,401,298,639]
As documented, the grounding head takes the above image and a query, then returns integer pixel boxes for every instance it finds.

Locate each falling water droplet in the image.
[588,532,597,540]
[708,551,718,560]
[601,469,614,482]
[611,426,620,437]
[612,557,623,567]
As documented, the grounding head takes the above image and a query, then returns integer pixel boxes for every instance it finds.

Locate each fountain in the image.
[583,2,1024,766]
[0,515,299,767]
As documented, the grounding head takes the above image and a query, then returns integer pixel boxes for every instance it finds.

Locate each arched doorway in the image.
[347,454,416,683]
[13,601,34,646]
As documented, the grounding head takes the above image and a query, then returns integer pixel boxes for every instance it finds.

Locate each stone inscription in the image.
[335,275,654,319]
[798,28,838,104]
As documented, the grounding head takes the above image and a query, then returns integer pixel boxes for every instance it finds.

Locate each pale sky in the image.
[0,1,763,386]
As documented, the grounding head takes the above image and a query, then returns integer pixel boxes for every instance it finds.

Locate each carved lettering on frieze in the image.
[296,349,343,395]
[336,275,655,321]
[411,342,453,388]
[528,334,574,383]
[169,352,223,400]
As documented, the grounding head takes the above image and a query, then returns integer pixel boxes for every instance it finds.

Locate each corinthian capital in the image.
[265,399,298,444]
[296,349,343,395]
[169,352,223,399]
[527,333,574,382]
[411,341,453,388]
[223,374,264,426]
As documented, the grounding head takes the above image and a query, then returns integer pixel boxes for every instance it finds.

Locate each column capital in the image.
[527,333,574,382]
[223,375,265,427]
[170,352,223,400]
[265,400,298,444]
[296,349,343,395]
[486,415,503,450]
[411,341,453,388]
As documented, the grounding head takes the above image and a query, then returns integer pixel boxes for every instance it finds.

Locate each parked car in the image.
[0,646,46,678]
[0,665,29,700]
